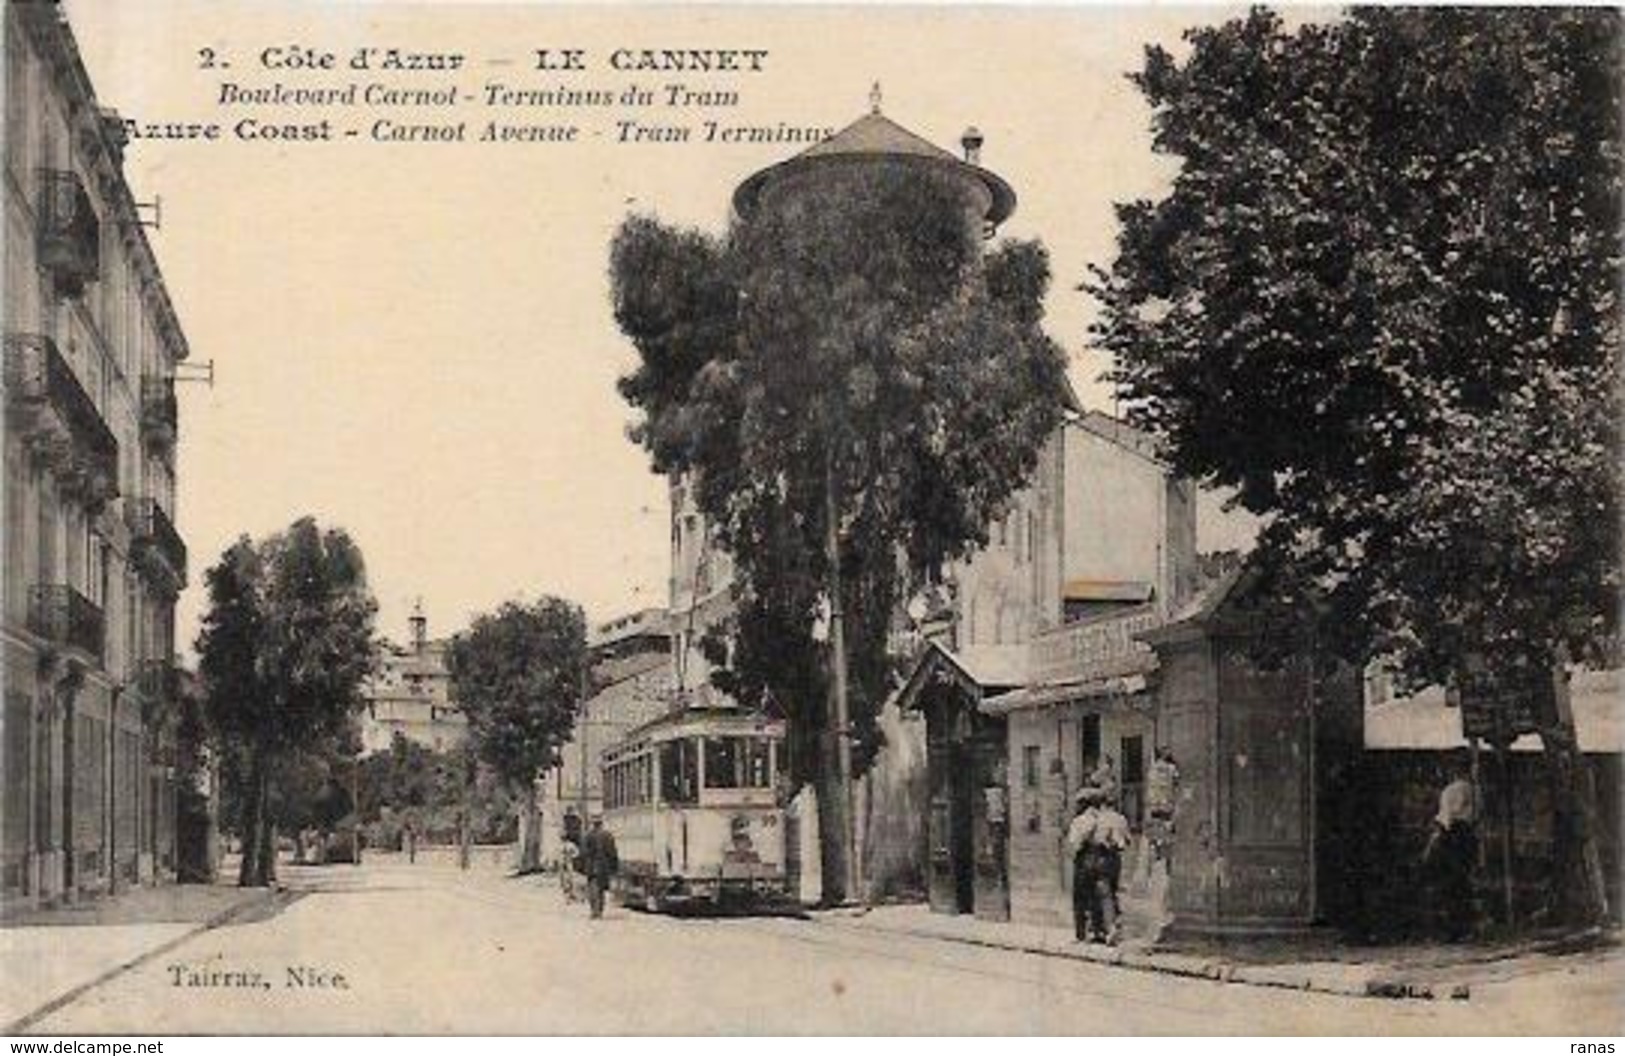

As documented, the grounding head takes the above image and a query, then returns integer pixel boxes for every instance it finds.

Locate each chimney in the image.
[961,126,984,165]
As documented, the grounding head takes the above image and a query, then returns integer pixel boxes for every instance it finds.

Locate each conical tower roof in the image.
[732,105,1016,226]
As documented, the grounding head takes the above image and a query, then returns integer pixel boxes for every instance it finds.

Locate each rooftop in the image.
[732,107,1016,226]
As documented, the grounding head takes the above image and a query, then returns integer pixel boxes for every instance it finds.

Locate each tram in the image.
[600,701,787,910]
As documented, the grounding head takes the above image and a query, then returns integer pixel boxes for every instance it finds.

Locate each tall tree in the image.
[447,597,587,874]
[1089,7,1621,923]
[610,166,1068,901]
[196,518,378,886]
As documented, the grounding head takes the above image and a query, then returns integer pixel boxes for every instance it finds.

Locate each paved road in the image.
[31,862,1622,1034]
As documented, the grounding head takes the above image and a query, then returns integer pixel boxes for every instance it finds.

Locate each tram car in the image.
[600,702,787,910]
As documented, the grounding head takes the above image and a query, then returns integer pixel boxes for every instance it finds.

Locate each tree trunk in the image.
[814,754,847,905]
[238,749,266,887]
[1541,659,1608,927]
[517,782,541,874]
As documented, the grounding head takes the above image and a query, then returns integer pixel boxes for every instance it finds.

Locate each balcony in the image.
[140,377,178,453]
[4,334,120,511]
[29,585,105,663]
[137,658,181,721]
[36,170,100,298]
[127,498,187,592]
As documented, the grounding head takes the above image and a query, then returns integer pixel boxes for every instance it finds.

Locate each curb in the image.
[5,887,283,1035]
[809,915,1441,1001]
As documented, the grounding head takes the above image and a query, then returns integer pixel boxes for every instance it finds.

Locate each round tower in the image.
[732,88,1015,239]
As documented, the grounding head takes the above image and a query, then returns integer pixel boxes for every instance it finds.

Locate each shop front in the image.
[981,607,1162,926]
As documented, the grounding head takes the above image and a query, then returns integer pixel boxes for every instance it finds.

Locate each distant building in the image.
[538,608,673,859]
[3,2,190,907]
[359,604,467,755]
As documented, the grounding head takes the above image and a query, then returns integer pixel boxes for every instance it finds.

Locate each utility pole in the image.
[824,448,858,904]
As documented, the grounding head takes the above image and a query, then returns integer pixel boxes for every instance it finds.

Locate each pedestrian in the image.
[1066,784,1128,944]
[559,834,581,902]
[1423,751,1478,941]
[1093,786,1132,939]
[580,814,619,920]
[1066,785,1102,943]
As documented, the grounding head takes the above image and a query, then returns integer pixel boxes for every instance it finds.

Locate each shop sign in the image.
[1458,667,1554,743]
[1031,608,1161,683]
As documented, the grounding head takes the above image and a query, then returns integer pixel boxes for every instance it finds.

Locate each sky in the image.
[61,0,1296,653]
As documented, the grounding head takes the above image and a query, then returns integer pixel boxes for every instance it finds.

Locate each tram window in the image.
[660,739,698,805]
[744,738,772,788]
[704,737,741,788]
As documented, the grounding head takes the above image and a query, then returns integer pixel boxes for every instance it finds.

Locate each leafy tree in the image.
[447,598,588,873]
[1089,7,1621,923]
[195,518,378,886]
[610,165,1068,901]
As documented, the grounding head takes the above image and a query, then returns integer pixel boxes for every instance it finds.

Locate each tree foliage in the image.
[195,517,378,885]
[1089,7,1622,690]
[610,163,1069,863]
[447,597,588,788]
[447,597,588,870]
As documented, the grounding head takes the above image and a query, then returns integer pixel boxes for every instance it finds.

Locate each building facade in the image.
[2,1,189,906]
[359,605,467,755]
[904,412,1201,923]
[538,608,674,860]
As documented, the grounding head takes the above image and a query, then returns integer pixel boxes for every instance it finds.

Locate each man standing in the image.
[1066,785,1130,944]
[1426,753,1479,941]
[581,814,619,920]
[1066,786,1102,943]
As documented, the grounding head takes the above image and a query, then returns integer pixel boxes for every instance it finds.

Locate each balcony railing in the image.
[141,377,178,452]
[127,498,187,591]
[28,585,105,663]
[4,333,120,510]
[36,170,100,297]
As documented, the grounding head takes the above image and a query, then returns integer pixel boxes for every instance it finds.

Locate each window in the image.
[1080,715,1102,775]
[703,736,739,789]
[4,455,25,621]
[659,738,698,805]
[1022,745,1040,789]
[743,738,772,788]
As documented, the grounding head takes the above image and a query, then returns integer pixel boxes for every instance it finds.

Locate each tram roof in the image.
[608,699,786,751]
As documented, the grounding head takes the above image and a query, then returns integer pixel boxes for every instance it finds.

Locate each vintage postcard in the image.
[1,0,1620,1038]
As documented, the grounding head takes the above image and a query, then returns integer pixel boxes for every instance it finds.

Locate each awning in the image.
[980,674,1149,716]
[1063,579,1154,604]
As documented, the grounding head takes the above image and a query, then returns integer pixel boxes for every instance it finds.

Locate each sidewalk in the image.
[1,882,281,1032]
[811,902,1621,1001]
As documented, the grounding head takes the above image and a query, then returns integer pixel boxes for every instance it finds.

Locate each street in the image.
[28,861,1622,1035]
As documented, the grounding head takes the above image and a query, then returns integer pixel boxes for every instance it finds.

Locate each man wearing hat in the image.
[580,813,619,919]
[1066,783,1132,944]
